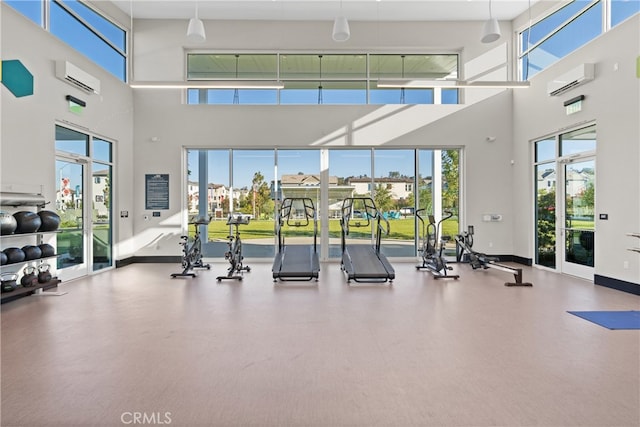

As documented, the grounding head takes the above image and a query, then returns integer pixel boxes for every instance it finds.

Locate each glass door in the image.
[558,125,596,279]
[55,158,89,280]
[561,157,595,278]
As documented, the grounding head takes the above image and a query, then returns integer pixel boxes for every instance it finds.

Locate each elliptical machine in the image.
[216,213,251,281]
[416,209,459,279]
[171,216,211,278]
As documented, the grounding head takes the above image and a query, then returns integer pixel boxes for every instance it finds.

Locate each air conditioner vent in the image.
[55,60,101,95]
[547,63,594,97]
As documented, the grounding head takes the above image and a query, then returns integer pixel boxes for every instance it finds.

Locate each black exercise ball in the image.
[1,211,18,235]
[13,211,41,234]
[38,244,55,258]
[22,245,42,261]
[3,247,26,264]
[1,252,7,265]
[38,210,61,232]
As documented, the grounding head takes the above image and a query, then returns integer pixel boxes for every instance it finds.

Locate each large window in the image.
[6,0,127,81]
[519,0,638,80]
[534,138,557,268]
[187,53,459,105]
[611,0,640,26]
[187,148,460,260]
[5,0,43,25]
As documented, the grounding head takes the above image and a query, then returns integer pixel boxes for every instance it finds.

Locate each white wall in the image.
[1,4,135,260]
[130,18,518,257]
[512,15,640,285]
[132,19,515,82]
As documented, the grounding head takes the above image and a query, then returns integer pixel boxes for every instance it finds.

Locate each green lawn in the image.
[192,217,460,241]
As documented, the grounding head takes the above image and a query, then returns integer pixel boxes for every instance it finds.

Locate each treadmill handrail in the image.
[375,213,391,254]
[275,198,318,253]
[340,197,390,253]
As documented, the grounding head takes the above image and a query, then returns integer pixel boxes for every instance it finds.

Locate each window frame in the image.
[185,52,459,105]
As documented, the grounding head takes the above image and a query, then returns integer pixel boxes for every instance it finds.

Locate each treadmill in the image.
[340,197,395,284]
[272,198,320,282]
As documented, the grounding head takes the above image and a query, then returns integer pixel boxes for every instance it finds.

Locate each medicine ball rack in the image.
[1,191,63,303]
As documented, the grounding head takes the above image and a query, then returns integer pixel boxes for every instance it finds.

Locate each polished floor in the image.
[1,261,639,427]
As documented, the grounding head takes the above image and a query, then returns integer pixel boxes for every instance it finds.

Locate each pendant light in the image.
[317,55,323,104]
[187,1,206,43]
[481,0,501,44]
[233,55,240,104]
[332,0,350,42]
[400,55,406,104]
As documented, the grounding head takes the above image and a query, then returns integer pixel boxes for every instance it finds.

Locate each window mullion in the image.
[53,0,127,57]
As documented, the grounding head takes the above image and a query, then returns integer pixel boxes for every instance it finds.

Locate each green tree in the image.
[248,172,274,218]
[416,176,433,213]
[373,184,394,212]
[581,182,594,212]
[404,192,415,210]
[536,188,556,266]
[103,176,110,209]
[441,150,459,215]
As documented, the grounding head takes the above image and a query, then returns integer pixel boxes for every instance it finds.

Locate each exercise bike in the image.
[216,213,251,281]
[171,216,211,278]
[416,209,459,279]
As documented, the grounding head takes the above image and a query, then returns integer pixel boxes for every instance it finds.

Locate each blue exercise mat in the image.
[567,310,640,330]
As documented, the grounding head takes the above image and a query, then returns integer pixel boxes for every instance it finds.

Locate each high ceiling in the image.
[112,0,544,22]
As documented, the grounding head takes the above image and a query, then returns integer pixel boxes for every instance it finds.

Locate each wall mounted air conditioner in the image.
[55,60,101,95]
[547,63,594,96]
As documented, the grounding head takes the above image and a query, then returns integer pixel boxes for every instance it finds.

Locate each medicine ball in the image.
[0,211,17,235]
[38,244,55,258]
[22,245,42,261]
[3,247,25,264]
[1,252,7,265]
[13,211,41,234]
[37,210,61,232]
